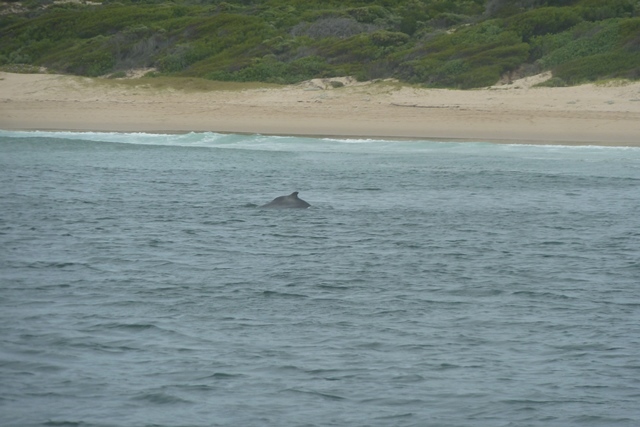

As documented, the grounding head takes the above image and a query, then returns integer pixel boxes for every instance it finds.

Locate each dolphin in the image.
[260,192,311,209]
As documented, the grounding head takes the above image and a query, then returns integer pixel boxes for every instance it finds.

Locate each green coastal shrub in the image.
[553,51,640,84]
[370,31,410,47]
[205,55,330,84]
[577,0,637,21]
[71,51,115,76]
[456,65,504,89]
[508,7,582,41]
[620,17,640,43]
[0,0,638,87]
[535,19,623,68]
[529,16,640,82]
[401,21,529,87]
[347,6,389,24]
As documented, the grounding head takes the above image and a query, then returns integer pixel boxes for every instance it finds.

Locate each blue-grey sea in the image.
[1,130,639,427]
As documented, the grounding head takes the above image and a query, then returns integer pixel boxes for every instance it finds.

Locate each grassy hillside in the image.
[1,0,639,88]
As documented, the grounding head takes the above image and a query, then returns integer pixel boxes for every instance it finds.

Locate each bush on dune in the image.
[0,0,639,87]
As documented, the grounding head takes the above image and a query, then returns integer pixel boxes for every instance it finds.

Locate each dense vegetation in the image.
[1,0,639,88]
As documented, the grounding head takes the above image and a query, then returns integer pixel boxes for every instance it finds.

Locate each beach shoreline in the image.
[1,72,639,146]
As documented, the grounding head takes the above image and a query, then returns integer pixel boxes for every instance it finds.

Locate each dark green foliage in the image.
[401,22,530,87]
[0,0,639,87]
[370,31,410,47]
[508,7,582,41]
[207,55,331,84]
[576,0,636,21]
[347,6,390,24]
[291,17,377,39]
[529,17,640,82]
[620,17,640,41]
[70,50,116,77]
[533,20,624,67]
[484,0,542,18]
[553,51,640,83]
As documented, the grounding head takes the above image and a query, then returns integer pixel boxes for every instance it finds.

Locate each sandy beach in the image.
[1,71,639,146]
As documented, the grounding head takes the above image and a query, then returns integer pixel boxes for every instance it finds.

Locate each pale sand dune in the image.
[1,71,639,146]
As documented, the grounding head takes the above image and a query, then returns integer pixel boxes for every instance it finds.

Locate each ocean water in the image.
[1,130,639,427]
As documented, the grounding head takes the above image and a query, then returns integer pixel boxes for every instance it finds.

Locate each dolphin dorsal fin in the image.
[290,192,299,198]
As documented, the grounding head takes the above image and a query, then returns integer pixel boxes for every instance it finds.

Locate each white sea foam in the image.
[1,129,637,160]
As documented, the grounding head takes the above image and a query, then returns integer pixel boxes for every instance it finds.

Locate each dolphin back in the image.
[260,192,311,209]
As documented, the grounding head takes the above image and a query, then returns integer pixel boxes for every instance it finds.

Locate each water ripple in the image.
[1,133,639,427]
